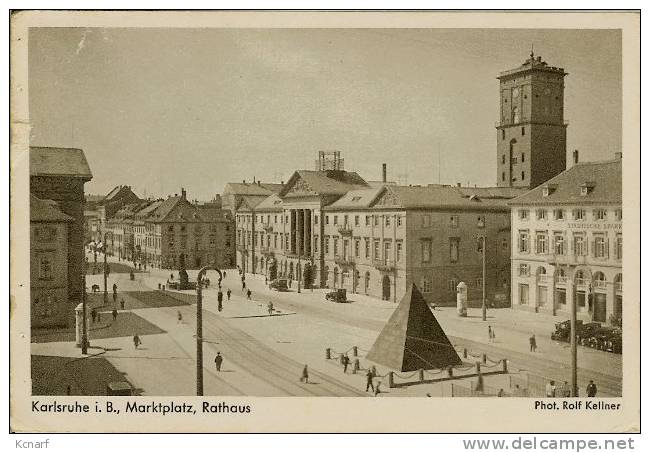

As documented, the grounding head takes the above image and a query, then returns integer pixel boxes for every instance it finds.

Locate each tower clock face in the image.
[512,87,520,98]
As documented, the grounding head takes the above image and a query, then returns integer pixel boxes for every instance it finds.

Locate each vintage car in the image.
[325,288,347,303]
[551,320,621,354]
[269,278,289,292]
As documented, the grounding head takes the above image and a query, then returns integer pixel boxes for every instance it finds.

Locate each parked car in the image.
[269,278,289,292]
[325,288,347,303]
[551,319,621,354]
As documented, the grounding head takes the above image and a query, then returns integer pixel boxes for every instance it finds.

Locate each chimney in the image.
[242,179,245,184]
[281,180,284,185]
[257,180,261,186]
[573,149,579,164]
[181,188,187,200]
[457,182,461,187]
[382,163,387,183]
[253,176,256,183]
[615,152,622,160]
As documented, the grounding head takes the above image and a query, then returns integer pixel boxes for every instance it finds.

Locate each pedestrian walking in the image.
[214,352,223,372]
[120,298,125,310]
[300,365,309,383]
[545,380,556,397]
[488,325,493,343]
[227,288,231,301]
[242,281,246,291]
[529,334,537,352]
[177,310,183,324]
[247,289,252,300]
[218,291,224,312]
[342,355,350,373]
[561,381,571,397]
[491,327,496,342]
[586,380,598,397]
[112,308,118,321]
[223,271,227,279]
[91,308,97,324]
[365,368,375,392]
[113,283,118,294]
[133,334,141,349]
[267,301,274,316]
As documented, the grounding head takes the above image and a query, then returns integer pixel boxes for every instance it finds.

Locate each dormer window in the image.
[542,184,557,197]
[580,182,595,196]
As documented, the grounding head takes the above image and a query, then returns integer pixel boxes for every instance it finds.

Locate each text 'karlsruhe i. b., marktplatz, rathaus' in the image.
[36,52,622,331]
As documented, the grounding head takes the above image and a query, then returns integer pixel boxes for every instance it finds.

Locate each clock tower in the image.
[496,52,568,188]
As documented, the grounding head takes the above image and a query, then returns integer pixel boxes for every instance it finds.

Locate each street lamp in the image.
[81,265,89,355]
[477,217,487,321]
[103,231,114,306]
[195,266,223,396]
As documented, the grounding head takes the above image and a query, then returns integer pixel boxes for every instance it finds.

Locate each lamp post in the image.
[477,217,487,322]
[570,276,578,397]
[103,231,113,306]
[297,247,302,294]
[81,266,88,354]
[195,266,223,396]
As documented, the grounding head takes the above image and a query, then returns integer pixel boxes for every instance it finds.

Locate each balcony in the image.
[334,255,355,267]
[537,275,549,284]
[373,259,395,272]
[260,247,274,257]
[261,223,273,233]
[547,254,588,266]
[556,276,568,285]
[575,278,589,287]
[337,224,353,237]
[593,280,607,290]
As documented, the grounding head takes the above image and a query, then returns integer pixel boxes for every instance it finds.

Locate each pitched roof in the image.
[254,193,284,212]
[280,170,369,198]
[326,187,385,209]
[30,147,92,179]
[324,185,525,211]
[30,195,73,222]
[224,182,278,196]
[509,159,622,206]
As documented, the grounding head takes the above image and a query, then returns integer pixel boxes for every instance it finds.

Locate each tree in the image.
[303,262,314,289]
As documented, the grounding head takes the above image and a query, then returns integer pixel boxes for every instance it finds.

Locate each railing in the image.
[575,278,589,286]
[548,254,588,266]
[337,225,353,236]
[260,247,273,256]
[334,256,355,267]
[556,276,568,284]
[373,260,395,272]
[537,275,549,284]
[593,280,607,289]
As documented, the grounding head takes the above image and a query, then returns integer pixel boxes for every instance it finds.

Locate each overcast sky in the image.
[29,28,621,200]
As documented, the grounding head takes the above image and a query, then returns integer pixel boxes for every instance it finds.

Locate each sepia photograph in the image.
[9,10,640,434]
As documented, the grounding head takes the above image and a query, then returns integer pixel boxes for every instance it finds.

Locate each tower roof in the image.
[498,52,568,80]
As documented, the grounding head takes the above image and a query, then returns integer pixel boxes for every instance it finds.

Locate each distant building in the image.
[91,185,141,242]
[30,196,73,328]
[508,155,622,324]
[30,147,92,327]
[104,188,235,270]
[496,52,568,188]
[222,180,283,214]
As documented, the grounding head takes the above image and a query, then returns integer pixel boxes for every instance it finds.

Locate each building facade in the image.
[103,189,235,270]
[30,196,72,328]
[496,52,567,189]
[30,147,93,327]
[509,157,622,325]
[236,162,525,306]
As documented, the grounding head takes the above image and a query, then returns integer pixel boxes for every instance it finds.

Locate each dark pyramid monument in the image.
[366,283,462,371]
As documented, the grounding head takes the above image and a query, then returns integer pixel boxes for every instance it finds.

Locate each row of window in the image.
[518,208,622,222]
[420,276,483,294]
[517,231,622,259]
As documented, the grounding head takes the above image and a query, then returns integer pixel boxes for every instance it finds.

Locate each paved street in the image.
[31,251,623,397]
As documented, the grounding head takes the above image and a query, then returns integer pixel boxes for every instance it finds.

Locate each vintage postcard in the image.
[9,10,640,433]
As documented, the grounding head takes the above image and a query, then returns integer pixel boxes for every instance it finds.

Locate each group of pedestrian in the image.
[544,380,598,397]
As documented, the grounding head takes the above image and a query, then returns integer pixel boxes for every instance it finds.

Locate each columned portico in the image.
[295,209,304,255]
[303,209,311,257]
